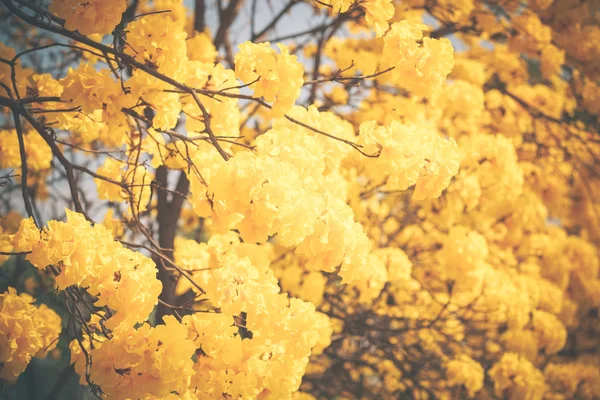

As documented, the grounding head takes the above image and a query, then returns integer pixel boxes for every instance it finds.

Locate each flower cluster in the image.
[489,353,546,399]
[357,120,460,200]
[317,0,395,36]
[48,0,127,35]
[0,129,52,171]
[362,0,395,36]
[198,119,371,283]
[382,21,455,97]
[445,356,485,397]
[0,288,61,382]
[95,157,153,214]
[173,234,331,399]
[235,42,304,118]
[164,232,332,397]
[187,31,218,64]
[70,316,195,400]
[182,62,240,138]
[59,64,134,143]
[124,12,188,78]
[12,211,162,329]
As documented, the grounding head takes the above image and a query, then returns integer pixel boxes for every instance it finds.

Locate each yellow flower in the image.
[382,21,455,98]
[49,0,127,35]
[316,0,354,13]
[95,157,154,213]
[0,288,61,382]
[489,353,546,400]
[235,42,304,118]
[446,356,484,397]
[101,208,124,238]
[16,210,161,330]
[12,217,39,253]
[72,316,196,399]
[182,61,241,138]
[362,0,395,36]
[0,129,52,171]
[357,120,459,199]
[187,31,218,64]
[125,13,188,78]
[32,304,61,358]
[328,86,349,104]
[540,45,565,79]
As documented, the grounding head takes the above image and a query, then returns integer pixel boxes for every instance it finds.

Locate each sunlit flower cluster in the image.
[49,0,127,35]
[12,211,161,329]
[235,42,304,118]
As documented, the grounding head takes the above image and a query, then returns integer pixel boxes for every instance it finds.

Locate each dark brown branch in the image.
[213,0,242,48]
[11,104,89,219]
[11,110,37,225]
[251,0,300,41]
[190,91,231,160]
[155,169,190,321]
[194,0,206,32]
[304,66,394,86]
[0,250,31,255]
